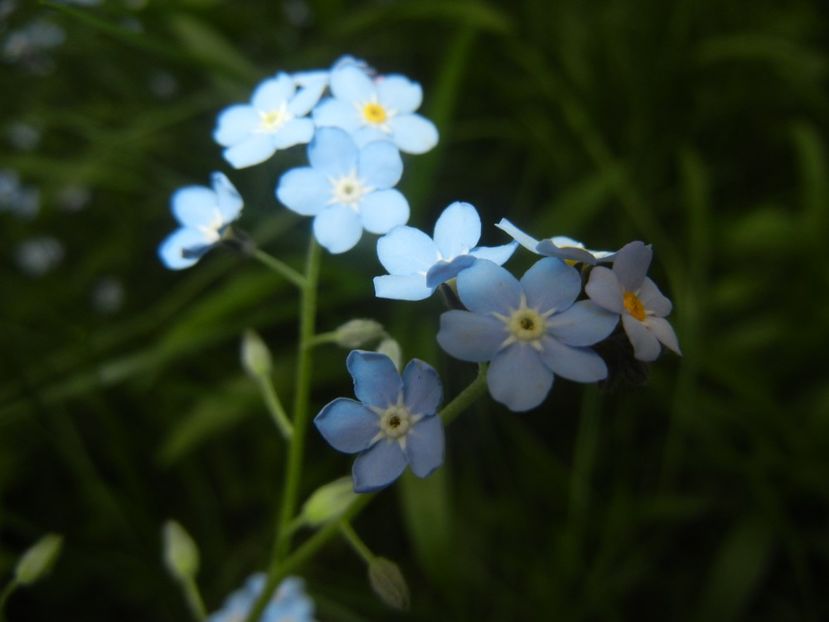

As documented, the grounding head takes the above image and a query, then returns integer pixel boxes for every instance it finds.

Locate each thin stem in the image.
[257,376,293,440]
[306,332,338,349]
[339,521,375,565]
[181,577,207,622]
[440,363,488,425]
[0,580,18,622]
[250,248,306,290]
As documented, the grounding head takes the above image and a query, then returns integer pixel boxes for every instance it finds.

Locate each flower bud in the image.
[162,520,199,581]
[241,329,272,378]
[368,557,410,611]
[300,477,357,527]
[334,319,385,348]
[376,338,402,371]
[15,533,63,586]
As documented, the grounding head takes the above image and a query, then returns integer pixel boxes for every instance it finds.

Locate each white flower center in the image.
[494,293,553,351]
[196,208,225,243]
[329,172,370,207]
[378,404,412,439]
[257,102,292,133]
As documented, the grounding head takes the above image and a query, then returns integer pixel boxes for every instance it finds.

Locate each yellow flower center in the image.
[362,102,388,125]
[507,308,546,342]
[623,291,646,321]
[379,405,412,439]
[258,105,290,132]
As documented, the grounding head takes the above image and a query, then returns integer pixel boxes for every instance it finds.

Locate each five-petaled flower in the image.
[496,218,615,265]
[313,64,439,154]
[158,172,242,270]
[214,72,326,169]
[276,127,409,254]
[315,350,445,493]
[585,241,681,362]
[374,201,517,300]
[437,258,618,412]
[207,574,315,622]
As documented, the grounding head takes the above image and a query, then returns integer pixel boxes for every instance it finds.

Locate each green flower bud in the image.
[241,329,272,378]
[334,319,385,348]
[162,520,199,581]
[376,337,402,371]
[300,477,358,527]
[368,557,410,611]
[15,533,63,586]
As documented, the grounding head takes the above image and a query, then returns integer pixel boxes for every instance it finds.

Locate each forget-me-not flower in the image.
[313,64,438,154]
[315,351,445,493]
[276,127,409,254]
[438,258,618,412]
[496,218,615,265]
[374,201,518,300]
[158,172,242,270]
[585,241,681,362]
[207,574,315,622]
[213,72,327,169]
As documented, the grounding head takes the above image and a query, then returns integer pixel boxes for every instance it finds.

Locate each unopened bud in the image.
[162,520,199,581]
[241,329,272,378]
[376,338,402,371]
[15,533,63,586]
[368,557,410,611]
[334,319,385,348]
[301,477,358,527]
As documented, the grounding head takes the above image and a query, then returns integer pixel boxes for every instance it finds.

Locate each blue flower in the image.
[312,64,438,154]
[315,351,445,493]
[276,127,409,254]
[374,201,518,300]
[213,72,326,169]
[207,574,314,622]
[437,259,618,412]
[158,172,242,270]
[585,241,681,361]
[496,218,615,265]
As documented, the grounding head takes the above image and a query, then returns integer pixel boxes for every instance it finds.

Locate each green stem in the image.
[339,521,375,564]
[250,248,306,290]
[440,363,488,425]
[306,332,338,349]
[181,577,207,622]
[0,580,18,622]
[257,376,293,441]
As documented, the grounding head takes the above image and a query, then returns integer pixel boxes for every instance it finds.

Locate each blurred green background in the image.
[1,0,828,620]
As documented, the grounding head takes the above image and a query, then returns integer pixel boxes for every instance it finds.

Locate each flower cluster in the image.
[208,574,315,622]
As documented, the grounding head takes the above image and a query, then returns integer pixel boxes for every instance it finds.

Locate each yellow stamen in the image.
[362,102,388,125]
[623,291,646,321]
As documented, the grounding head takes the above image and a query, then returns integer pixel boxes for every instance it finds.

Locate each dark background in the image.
[1,0,828,620]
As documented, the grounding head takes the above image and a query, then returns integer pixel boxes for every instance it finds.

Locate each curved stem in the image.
[250,248,306,290]
[181,576,207,622]
[440,363,488,425]
[257,376,293,441]
[0,580,17,622]
[339,521,375,564]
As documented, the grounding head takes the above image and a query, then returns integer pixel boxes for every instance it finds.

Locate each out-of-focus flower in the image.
[6,121,40,151]
[374,201,517,300]
[496,218,615,265]
[91,277,124,314]
[2,19,64,64]
[313,63,438,154]
[585,241,681,361]
[276,127,409,254]
[15,236,63,276]
[207,574,315,622]
[438,258,618,411]
[57,184,91,212]
[149,71,178,99]
[0,169,38,219]
[158,172,242,270]
[315,351,444,492]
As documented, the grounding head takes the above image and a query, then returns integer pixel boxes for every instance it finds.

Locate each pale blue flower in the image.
[437,259,618,412]
[207,574,314,622]
[313,64,438,154]
[585,241,681,361]
[213,72,326,169]
[158,172,242,270]
[374,201,517,300]
[496,218,615,265]
[276,127,409,254]
[315,351,445,493]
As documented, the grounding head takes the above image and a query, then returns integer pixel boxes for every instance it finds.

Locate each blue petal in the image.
[211,172,243,221]
[437,310,505,362]
[331,65,375,103]
[223,134,276,169]
[389,114,438,154]
[289,80,327,116]
[158,228,213,270]
[276,167,329,216]
[585,266,624,313]
[456,259,522,315]
[308,127,358,178]
[346,350,403,408]
[425,255,476,289]
[251,73,295,110]
[520,257,581,314]
[469,241,518,266]
[171,185,217,228]
[373,274,434,301]
[312,98,361,133]
[352,125,390,148]
[213,104,258,147]
[272,118,314,149]
[546,300,618,347]
[359,189,409,234]
[646,317,681,355]
[433,201,481,259]
[494,218,539,252]
[638,277,672,316]
[402,359,443,415]
[622,314,661,361]
[539,337,607,382]
[312,204,362,254]
[487,344,553,412]
[613,241,652,291]
[314,398,379,454]
[357,140,402,189]
[404,416,444,478]
[536,239,597,265]
[352,440,407,493]
[377,75,422,114]
[376,226,438,274]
